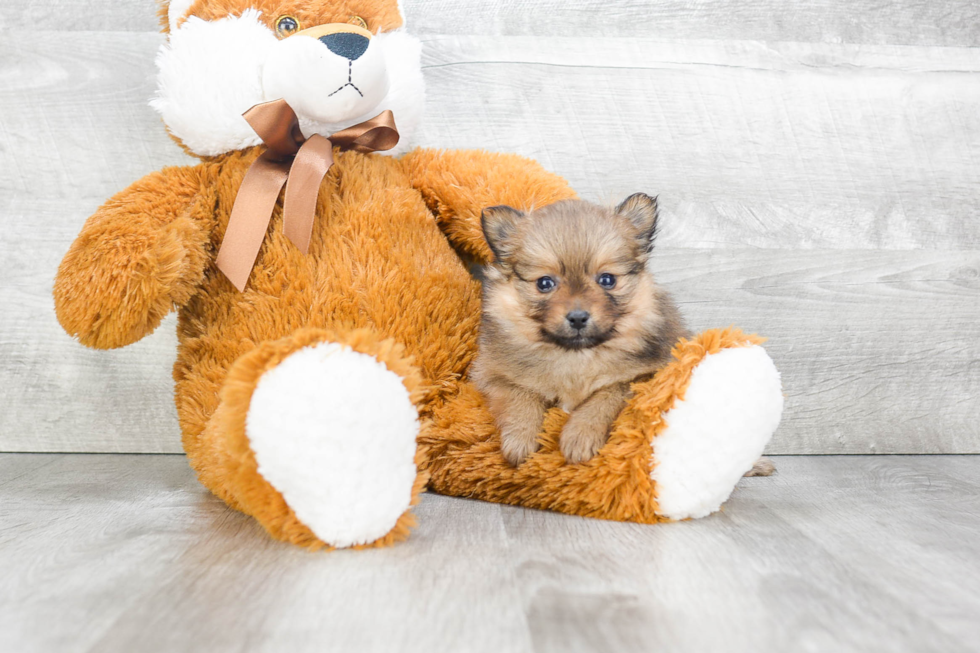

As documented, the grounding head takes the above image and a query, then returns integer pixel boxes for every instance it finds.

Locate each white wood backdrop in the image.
[0,0,977,453]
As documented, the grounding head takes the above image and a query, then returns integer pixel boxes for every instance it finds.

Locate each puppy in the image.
[472,194,688,466]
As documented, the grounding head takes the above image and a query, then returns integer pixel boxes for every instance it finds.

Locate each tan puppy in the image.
[472,194,689,465]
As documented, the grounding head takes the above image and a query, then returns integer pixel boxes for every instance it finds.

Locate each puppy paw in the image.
[500,429,540,466]
[560,418,609,464]
[743,457,776,477]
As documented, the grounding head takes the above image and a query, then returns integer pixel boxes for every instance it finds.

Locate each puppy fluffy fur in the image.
[472,194,688,465]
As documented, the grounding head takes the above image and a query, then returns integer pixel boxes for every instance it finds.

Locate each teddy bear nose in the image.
[318,32,370,61]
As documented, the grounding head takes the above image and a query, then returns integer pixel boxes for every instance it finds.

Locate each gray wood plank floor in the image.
[1,454,978,653]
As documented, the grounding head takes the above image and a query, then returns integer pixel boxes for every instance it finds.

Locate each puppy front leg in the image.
[561,382,632,464]
[484,383,548,466]
[559,383,631,463]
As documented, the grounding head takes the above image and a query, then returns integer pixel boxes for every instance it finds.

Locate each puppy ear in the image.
[616,193,659,250]
[481,205,526,264]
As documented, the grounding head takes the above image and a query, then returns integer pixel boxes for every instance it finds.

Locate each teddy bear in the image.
[53,0,784,550]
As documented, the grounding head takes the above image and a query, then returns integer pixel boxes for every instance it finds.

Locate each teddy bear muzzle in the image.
[262,23,390,125]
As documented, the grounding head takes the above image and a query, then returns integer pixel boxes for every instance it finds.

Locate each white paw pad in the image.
[651,345,783,520]
[247,343,419,547]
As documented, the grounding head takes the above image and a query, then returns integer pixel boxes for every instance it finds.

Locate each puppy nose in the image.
[566,310,591,331]
[318,32,370,61]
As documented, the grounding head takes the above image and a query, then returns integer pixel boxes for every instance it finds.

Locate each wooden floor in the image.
[1,455,978,652]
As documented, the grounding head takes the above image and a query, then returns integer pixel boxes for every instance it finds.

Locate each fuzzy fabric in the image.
[651,344,783,519]
[420,328,781,524]
[54,0,783,549]
[54,142,577,548]
[153,3,422,156]
[247,341,420,548]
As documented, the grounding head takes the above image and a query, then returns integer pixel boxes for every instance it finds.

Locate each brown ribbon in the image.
[215,99,399,291]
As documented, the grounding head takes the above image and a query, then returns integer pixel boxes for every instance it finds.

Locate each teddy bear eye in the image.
[275,15,301,38]
[536,277,557,293]
[597,273,617,289]
[348,15,368,30]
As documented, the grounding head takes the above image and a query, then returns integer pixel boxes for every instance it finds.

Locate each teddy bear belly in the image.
[173,202,481,431]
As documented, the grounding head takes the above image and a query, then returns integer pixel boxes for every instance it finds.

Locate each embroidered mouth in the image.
[328,62,364,98]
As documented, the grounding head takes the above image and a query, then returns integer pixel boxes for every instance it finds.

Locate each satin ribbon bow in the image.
[215,99,399,291]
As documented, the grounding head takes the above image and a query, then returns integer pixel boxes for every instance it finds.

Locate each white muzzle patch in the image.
[152,10,423,158]
[262,31,390,125]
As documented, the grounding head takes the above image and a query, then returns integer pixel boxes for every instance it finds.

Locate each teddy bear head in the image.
[152,0,424,158]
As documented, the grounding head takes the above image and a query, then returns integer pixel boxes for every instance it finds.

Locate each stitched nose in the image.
[566,310,591,331]
[318,32,370,61]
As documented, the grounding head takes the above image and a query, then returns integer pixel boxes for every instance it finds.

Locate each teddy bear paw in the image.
[651,345,783,520]
[245,341,420,548]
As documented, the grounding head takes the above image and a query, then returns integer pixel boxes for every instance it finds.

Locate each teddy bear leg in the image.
[649,340,783,520]
[419,329,782,526]
[194,327,427,549]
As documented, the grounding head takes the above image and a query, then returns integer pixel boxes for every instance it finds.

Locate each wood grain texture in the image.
[1,6,979,453]
[6,32,979,248]
[0,28,194,454]
[416,36,980,250]
[0,32,195,201]
[405,0,980,46]
[8,0,980,46]
[0,0,159,32]
[652,249,980,454]
[1,454,979,652]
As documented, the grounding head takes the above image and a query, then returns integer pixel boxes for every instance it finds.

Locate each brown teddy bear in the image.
[54,0,783,550]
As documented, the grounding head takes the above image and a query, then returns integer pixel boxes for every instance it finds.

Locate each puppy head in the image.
[481,194,661,351]
[153,0,423,157]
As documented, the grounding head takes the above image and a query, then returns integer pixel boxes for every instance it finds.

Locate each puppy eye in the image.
[536,277,557,293]
[597,273,617,289]
[348,15,368,30]
[275,15,301,38]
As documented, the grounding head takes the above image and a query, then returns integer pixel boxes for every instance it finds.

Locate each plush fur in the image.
[247,340,421,547]
[423,328,775,522]
[153,1,422,156]
[54,0,784,549]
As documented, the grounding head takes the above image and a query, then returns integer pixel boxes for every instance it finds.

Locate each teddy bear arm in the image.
[402,148,577,265]
[54,164,212,350]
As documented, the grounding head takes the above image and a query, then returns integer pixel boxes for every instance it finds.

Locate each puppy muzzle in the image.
[541,326,614,351]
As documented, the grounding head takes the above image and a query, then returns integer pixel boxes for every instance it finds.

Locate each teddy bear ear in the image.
[615,192,660,250]
[481,205,526,264]
[163,0,195,33]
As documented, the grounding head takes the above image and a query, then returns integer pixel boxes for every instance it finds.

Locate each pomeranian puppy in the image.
[471,193,688,466]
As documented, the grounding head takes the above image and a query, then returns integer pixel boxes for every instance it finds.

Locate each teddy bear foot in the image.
[651,344,783,520]
[240,332,424,548]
